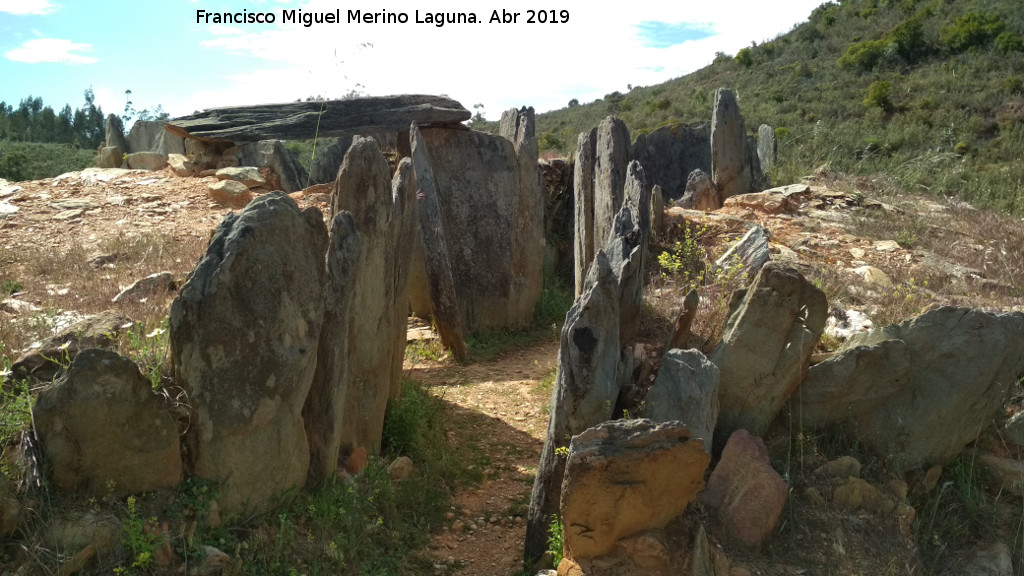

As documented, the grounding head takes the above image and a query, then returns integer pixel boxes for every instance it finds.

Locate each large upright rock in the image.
[308,136,353,185]
[560,420,709,560]
[642,349,720,453]
[797,307,1024,471]
[710,262,827,449]
[33,349,181,497]
[593,116,632,252]
[711,89,752,200]
[631,123,712,202]
[104,114,129,153]
[170,192,328,514]
[413,117,544,331]
[239,140,310,192]
[680,169,721,211]
[333,138,417,453]
[757,124,777,174]
[615,161,651,343]
[303,212,359,486]
[127,120,185,156]
[525,185,651,563]
[573,128,597,296]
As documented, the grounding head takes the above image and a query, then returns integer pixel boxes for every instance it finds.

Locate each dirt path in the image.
[405,340,559,575]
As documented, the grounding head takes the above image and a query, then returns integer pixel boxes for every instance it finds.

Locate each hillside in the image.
[481,0,1024,213]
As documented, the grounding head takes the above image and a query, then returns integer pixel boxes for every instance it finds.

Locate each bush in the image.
[838,40,889,71]
[995,31,1024,54]
[735,47,754,68]
[0,148,30,181]
[940,12,1005,52]
[891,16,929,61]
[863,80,895,112]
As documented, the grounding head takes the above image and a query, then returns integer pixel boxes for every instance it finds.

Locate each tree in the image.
[863,80,895,112]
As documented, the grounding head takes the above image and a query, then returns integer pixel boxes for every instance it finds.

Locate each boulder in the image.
[560,420,709,559]
[126,120,185,156]
[111,271,176,303]
[308,136,352,185]
[703,429,786,549]
[170,192,328,513]
[796,307,1024,471]
[168,153,195,177]
[0,482,21,538]
[96,146,123,169]
[302,212,359,486]
[714,224,771,276]
[239,140,309,192]
[126,152,168,171]
[710,88,752,199]
[207,180,251,207]
[641,349,720,453]
[32,349,181,496]
[710,263,827,449]
[723,191,793,215]
[8,310,132,384]
[332,138,416,453]
[631,122,712,202]
[104,114,129,152]
[215,166,266,188]
[757,124,777,173]
[679,169,720,212]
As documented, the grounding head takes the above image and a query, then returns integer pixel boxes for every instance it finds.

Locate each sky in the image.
[0,0,826,122]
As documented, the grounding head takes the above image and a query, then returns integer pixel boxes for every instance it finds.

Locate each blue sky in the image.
[0,0,826,122]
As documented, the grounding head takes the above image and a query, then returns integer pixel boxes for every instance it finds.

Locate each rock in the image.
[616,161,651,343]
[345,446,368,475]
[540,157,575,287]
[168,153,195,177]
[302,212,359,486]
[832,477,896,514]
[813,456,862,479]
[239,140,310,193]
[797,307,1024,471]
[52,209,84,221]
[308,136,352,185]
[874,240,900,252]
[207,180,252,207]
[170,192,328,514]
[1004,411,1024,446]
[631,122,712,202]
[651,184,664,238]
[525,190,650,563]
[756,124,777,174]
[104,114,129,152]
[560,420,709,559]
[9,310,132,383]
[691,523,732,576]
[556,558,585,576]
[126,152,168,171]
[127,120,185,156]
[723,191,792,215]
[216,166,266,188]
[680,169,721,211]
[978,453,1024,496]
[593,116,632,251]
[0,482,21,538]
[112,271,176,303]
[711,263,827,447]
[703,429,786,549]
[96,146,123,169]
[711,88,752,199]
[851,265,892,287]
[32,349,181,496]
[0,298,39,314]
[963,542,1013,576]
[579,531,673,575]
[333,137,416,452]
[641,349,720,453]
[51,198,97,211]
[413,117,544,331]
[389,456,414,481]
[0,201,18,218]
[714,225,771,276]
[573,128,597,296]
[47,512,120,556]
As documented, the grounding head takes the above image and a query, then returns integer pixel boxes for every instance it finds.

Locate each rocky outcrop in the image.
[560,419,709,560]
[170,192,328,514]
[333,137,416,453]
[711,263,827,449]
[631,123,712,202]
[32,349,181,496]
[303,212,359,486]
[127,120,184,156]
[796,307,1024,471]
[239,140,309,193]
[525,182,650,563]
[641,349,720,453]
[703,429,786,549]
[710,88,752,200]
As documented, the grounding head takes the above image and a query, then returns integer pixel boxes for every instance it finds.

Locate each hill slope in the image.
[493,0,1024,213]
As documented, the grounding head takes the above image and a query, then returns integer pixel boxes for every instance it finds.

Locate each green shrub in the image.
[995,31,1024,54]
[863,80,895,112]
[735,47,754,68]
[891,16,929,61]
[838,40,889,71]
[940,12,1005,52]
[1006,76,1024,94]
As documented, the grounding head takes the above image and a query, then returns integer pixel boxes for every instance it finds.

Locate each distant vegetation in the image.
[478,0,1024,213]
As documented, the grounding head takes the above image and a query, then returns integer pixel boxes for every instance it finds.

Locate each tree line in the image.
[0,89,106,150]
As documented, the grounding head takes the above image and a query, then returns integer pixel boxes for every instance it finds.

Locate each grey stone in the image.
[680,169,721,211]
[711,88,752,199]
[757,124,777,173]
[216,166,266,188]
[8,310,132,384]
[207,180,251,207]
[963,542,1013,576]
[168,153,195,177]
[573,128,597,296]
[127,120,185,156]
[97,146,123,169]
[112,271,176,304]
[104,114,129,152]
[1004,411,1024,446]
[32,349,181,496]
[797,307,1024,471]
[714,225,771,276]
[308,137,352,185]
[332,137,416,453]
[170,192,328,514]
[711,263,827,449]
[631,122,712,202]
[593,116,632,255]
[642,349,720,453]
[126,152,167,171]
[239,140,309,193]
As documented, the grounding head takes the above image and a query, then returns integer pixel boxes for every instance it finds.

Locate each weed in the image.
[120,496,162,572]
[547,514,565,567]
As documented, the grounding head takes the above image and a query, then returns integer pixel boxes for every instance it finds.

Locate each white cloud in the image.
[5,38,97,64]
[0,0,57,15]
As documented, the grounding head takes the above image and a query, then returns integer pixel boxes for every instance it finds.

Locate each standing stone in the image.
[309,137,353,186]
[710,262,827,450]
[303,212,359,486]
[239,140,310,192]
[559,420,709,560]
[650,185,664,239]
[631,122,712,202]
[616,161,651,343]
[525,190,650,564]
[105,114,129,153]
[711,89,752,200]
[642,349,720,453]
[757,124,777,173]
[96,146,123,169]
[680,169,721,211]
[333,137,417,453]
[573,128,597,296]
[170,192,328,514]
[127,120,185,156]
[126,152,167,171]
[33,349,181,497]
[593,116,632,253]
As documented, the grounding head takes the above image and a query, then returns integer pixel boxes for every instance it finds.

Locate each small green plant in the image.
[124,317,171,390]
[940,12,1005,52]
[658,223,709,290]
[547,514,565,567]
[0,280,21,295]
[121,496,161,572]
[894,229,917,248]
[554,446,570,458]
[863,80,895,112]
